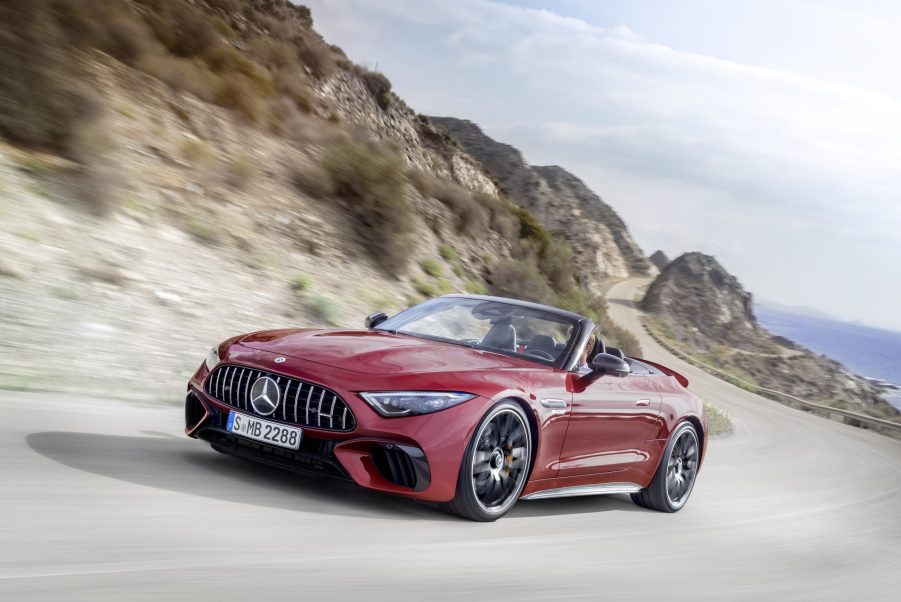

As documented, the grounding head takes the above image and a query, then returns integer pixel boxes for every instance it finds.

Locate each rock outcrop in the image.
[429,117,656,285]
[649,250,670,271]
[643,252,766,351]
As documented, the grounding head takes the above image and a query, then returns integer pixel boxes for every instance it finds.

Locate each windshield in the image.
[376,297,579,366]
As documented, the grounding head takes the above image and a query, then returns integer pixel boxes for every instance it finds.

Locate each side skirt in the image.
[520,482,642,500]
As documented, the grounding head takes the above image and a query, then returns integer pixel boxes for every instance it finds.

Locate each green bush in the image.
[292,274,312,292]
[420,258,443,277]
[323,141,413,275]
[414,278,437,298]
[438,243,457,261]
[435,278,455,295]
[307,294,340,326]
[465,280,487,295]
[452,264,466,278]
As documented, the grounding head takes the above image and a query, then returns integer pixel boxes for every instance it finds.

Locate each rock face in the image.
[643,252,765,351]
[642,252,895,418]
[429,117,656,284]
[649,250,670,271]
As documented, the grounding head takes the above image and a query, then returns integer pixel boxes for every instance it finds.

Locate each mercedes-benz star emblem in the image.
[249,376,281,416]
[274,356,286,363]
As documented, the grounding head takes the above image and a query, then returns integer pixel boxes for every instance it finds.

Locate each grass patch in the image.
[465,280,487,295]
[420,258,443,277]
[704,403,733,437]
[413,278,438,298]
[307,294,340,326]
[452,264,466,278]
[438,243,457,261]
[291,274,312,292]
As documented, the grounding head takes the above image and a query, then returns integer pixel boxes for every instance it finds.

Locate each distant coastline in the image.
[756,304,901,411]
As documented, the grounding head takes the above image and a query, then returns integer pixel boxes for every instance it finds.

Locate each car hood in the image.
[238,328,535,375]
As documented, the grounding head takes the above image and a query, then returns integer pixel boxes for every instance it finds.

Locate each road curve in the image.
[2,277,900,600]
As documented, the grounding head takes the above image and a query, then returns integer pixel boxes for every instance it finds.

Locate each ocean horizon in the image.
[755,304,901,411]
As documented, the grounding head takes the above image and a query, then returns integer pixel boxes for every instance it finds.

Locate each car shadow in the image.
[27,431,649,521]
[26,431,452,522]
[508,494,644,518]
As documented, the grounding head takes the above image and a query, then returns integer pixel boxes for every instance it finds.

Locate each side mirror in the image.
[365,312,389,329]
[590,352,630,378]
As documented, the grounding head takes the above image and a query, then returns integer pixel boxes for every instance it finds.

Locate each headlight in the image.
[360,391,475,417]
[204,346,221,371]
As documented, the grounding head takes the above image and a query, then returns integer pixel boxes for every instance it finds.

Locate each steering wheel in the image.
[525,349,555,361]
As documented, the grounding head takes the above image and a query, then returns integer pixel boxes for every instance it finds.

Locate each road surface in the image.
[2,278,900,600]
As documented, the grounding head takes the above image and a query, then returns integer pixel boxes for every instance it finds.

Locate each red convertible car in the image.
[185,294,707,521]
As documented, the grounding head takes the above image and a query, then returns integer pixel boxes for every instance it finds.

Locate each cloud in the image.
[303,0,901,330]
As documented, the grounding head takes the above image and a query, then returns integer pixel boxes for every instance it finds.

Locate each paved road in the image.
[2,278,900,600]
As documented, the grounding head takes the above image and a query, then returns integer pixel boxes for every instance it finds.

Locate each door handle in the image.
[540,399,568,409]
[635,399,651,407]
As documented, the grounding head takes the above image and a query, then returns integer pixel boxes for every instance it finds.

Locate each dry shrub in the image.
[290,162,335,198]
[0,0,99,155]
[433,180,490,235]
[204,45,274,96]
[224,156,256,190]
[144,1,218,58]
[214,77,266,123]
[100,13,153,65]
[141,55,219,101]
[294,35,338,79]
[207,0,242,13]
[540,240,577,293]
[489,259,555,305]
[353,65,392,109]
[323,141,413,275]
[273,70,314,113]
[250,37,300,71]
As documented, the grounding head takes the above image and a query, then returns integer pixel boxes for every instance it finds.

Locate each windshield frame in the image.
[375,295,589,370]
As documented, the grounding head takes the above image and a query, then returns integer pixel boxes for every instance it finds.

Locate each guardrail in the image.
[641,321,901,438]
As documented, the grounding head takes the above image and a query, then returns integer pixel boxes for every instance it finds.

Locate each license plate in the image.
[227,411,302,450]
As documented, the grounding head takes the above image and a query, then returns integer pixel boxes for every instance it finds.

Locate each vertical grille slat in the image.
[228,367,237,407]
[317,390,325,427]
[204,365,355,431]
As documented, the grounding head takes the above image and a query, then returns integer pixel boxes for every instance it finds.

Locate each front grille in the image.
[204,364,356,431]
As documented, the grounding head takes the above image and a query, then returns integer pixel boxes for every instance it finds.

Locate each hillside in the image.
[0,0,642,399]
[429,117,656,286]
[643,253,897,419]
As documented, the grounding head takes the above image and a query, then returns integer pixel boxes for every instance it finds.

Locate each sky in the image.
[302,0,901,332]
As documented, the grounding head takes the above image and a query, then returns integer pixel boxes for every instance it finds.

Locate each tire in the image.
[440,401,532,522]
[631,421,700,512]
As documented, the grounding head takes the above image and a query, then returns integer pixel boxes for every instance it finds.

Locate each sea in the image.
[755,305,901,411]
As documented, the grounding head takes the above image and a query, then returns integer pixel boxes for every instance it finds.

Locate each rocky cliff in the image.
[643,253,896,419]
[429,117,656,285]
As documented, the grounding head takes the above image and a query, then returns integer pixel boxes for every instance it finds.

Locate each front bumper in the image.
[185,355,493,502]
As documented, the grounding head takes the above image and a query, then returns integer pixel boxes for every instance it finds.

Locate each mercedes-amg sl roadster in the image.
[185,294,707,521]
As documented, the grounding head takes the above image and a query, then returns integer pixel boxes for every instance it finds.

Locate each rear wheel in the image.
[631,422,700,512]
[441,401,532,522]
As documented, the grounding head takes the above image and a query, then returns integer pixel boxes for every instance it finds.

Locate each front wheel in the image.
[631,421,700,512]
[440,401,532,522]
